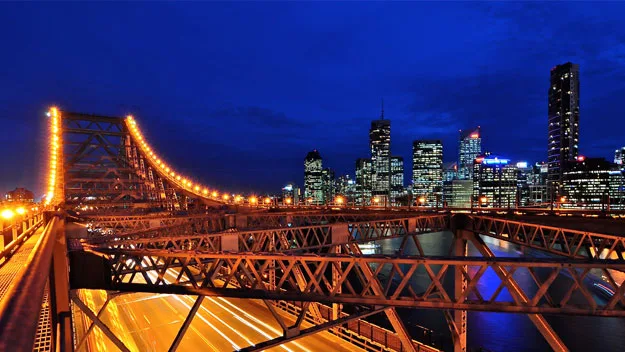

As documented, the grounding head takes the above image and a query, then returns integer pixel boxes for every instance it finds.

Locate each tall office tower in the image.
[370,106,391,200]
[390,156,404,203]
[615,147,625,165]
[412,140,443,206]
[528,162,549,205]
[304,150,324,205]
[561,157,625,210]
[322,168,336,204]
[548,62,580,196]
[458,127,482,180]
[355,158,373,205]
[337,175,357,204]
[516,161,532,206]
[472,155,518,208]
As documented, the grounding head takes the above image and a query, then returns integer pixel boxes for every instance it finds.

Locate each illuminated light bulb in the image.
[176,176,181,180]
[250,197,257,204]
[202,189,208,195]
[194,186,200,191]
[222,194,229,200]
[212,191,218,198]
[15,207,25,215]
[165,167,170,172]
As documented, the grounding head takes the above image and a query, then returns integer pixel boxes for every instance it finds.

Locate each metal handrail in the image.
[0,217,43,261]
[0,216,61,351]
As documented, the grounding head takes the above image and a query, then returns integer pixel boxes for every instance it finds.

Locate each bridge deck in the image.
[0,226,53,352]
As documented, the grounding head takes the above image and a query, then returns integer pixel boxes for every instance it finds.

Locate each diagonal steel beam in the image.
[239,306,388,352]
[168,296,205,352]
[71,294,131,352]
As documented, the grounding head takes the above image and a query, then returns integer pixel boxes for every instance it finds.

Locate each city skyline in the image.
[2,2,625,195]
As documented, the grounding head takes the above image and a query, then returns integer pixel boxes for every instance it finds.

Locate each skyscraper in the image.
[412,140,443,205]
[548,62,580,194]
[390,156,404,202]
[355,158,372,205]
[615,147,625,166]
[304,150,323,205]
[458,127,482,180]
[370,106,391,200]
[322,167,336,203]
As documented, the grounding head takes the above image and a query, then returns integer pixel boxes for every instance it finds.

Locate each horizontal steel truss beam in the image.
[92,248,625,317]
[89,215,449,253]
[469,215,625,261]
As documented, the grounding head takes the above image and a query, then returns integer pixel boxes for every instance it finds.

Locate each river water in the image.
[363,231,625,352]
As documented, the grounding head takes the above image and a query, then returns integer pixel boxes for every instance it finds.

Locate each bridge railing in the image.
[0,213,70,352]
[1,211,44,263]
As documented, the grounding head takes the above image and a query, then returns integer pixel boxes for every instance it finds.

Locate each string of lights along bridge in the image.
[0,104,622,352]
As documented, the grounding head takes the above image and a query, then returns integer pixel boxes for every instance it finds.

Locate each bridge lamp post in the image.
[249,196,258,208]
[285,197,292,207]
[372,197,380,208]
[264,197,272,207]
[559,196,566,209]
[479,196,488,208]
[335,196,344,207]
[418,196,426,209]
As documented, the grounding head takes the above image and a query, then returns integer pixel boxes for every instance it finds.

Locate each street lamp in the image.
[15,207,26,215]
[264,197,272,205]
[373,197,380,207]
[285,197,292,206]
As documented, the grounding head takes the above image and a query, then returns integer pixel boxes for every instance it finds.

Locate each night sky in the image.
[2,2,625,197]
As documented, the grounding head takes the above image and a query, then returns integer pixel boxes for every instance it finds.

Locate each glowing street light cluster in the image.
[125,115,248,203]
[46,107,61,205]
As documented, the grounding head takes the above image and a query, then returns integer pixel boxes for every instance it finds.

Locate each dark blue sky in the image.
[2,2,625,196]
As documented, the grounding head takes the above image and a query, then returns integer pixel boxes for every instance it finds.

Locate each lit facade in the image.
[458,128,481,180]
[412,140,443,206]
[548,62,580,194]
[450,180,473,208]
[516,162,532,207]
[615,147,625,166]
[370,117,391,198]
[322,168,336,204]
[337,175,357,204]
[528,163,549,205]
[443,162,458,182]
[304,150,323,205]
[390,156,404,203]
[561,158,625,210]
[473,155,518,208]
[355,158,372,205]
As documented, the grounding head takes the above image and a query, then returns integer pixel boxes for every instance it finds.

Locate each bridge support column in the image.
[331,224,349,321]
[452,229,469,352]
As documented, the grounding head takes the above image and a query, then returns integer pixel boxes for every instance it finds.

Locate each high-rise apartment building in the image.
[370,109,391,199]
[548,62,580,194]
[412,140,443,206]
[472,155,518,208]
[390,156,404,202]
[304,150,324,205]
[458,128,482,180]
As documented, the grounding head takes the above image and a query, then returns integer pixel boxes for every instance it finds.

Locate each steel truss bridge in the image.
[0,108,624,352]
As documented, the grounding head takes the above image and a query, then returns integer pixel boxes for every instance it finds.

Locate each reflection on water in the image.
[358,242,381,255]
[366,231,625,352]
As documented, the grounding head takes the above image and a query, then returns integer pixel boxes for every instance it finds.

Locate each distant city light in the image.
[516,161,528,168]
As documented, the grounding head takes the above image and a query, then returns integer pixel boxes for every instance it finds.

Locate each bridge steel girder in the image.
[86,248,625,317]
[468,215,625,261]
[88,214,449,254]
